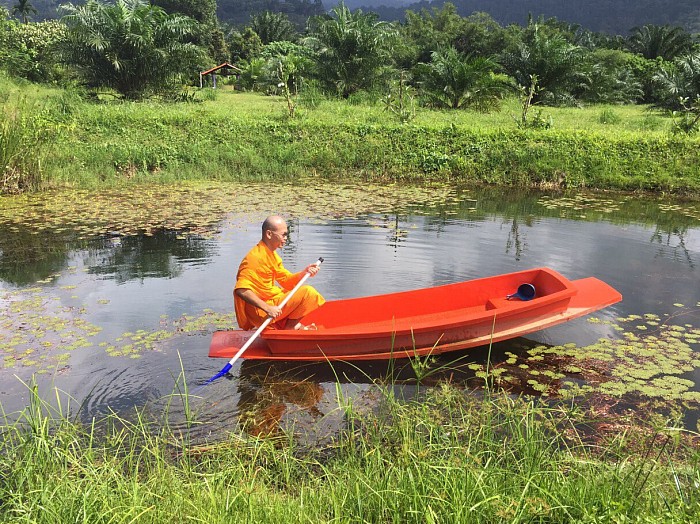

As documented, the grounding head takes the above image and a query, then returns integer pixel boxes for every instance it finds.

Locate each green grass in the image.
[2,379,699,523]
[2,76,700,194]
[0,76,57,193]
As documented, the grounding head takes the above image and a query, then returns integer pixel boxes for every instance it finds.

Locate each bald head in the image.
[262,215,286,236]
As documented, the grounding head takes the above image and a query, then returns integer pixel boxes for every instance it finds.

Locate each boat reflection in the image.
[232,337,564,438]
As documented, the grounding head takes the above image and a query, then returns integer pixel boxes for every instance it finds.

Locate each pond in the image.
[1,182,699,440]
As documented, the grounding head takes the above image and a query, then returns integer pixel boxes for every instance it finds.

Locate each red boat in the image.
[209,267,622,361]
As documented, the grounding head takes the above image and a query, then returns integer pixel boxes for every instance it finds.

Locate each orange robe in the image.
[234,241,325,330]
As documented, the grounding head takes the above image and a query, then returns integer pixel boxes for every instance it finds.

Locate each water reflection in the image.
[650,225,696,269]
[0,224,74,285]
[85,232,218,282]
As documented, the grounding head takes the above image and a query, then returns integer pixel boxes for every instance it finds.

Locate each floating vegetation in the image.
[537,194,624,218]
[473,310,700,404]
[0,182,467,242]
[0,182,470,285]
[0,264,236,371]
[1,286,101,374]
[538,193,700,224]
[103,310,235,357]
[659,202,700,222]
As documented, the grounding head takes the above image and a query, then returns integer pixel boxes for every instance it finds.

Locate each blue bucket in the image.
[506,283,536,301]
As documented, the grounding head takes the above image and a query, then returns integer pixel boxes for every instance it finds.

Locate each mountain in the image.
[216,0,325,27]
[1,0,63,20]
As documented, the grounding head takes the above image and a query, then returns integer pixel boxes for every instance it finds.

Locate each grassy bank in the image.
[2,382,699,523]
[3,76,700,194]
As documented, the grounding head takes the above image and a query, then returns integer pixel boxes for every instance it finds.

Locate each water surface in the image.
[1,184,699,438]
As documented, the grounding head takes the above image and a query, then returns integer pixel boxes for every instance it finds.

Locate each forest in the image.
[2,0,699,105]
[2,0,700,193]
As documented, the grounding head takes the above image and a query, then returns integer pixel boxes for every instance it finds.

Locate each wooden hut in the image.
[199,63,242,89]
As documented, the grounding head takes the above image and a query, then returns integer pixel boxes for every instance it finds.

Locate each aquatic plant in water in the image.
[1,285,101,373]
[0,260,239,372]
[538,194,700,223]
[0,182,467,241]
[476,311,700,405]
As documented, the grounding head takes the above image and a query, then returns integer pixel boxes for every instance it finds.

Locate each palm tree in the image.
[653,52,700,110]
[500,25,585,104]
[250,11,297,45]
[628,25,695,61]
[574,49,643,104]
[304,3,397,98]
[61,0,201,99]
[416,48,512,110]
[11,0,38,24]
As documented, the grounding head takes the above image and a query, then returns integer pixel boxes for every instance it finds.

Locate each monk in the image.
[234,215,325,331]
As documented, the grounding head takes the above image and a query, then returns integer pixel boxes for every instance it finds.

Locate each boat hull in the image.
[209,268,621,361]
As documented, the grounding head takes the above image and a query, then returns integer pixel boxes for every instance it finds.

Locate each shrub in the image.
[653,52,700,111]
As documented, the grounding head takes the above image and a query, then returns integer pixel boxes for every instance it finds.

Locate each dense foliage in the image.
[0,16,65,81]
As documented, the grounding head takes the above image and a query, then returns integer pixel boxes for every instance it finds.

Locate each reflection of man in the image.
[237,360,326,437]
[234,215,324,330]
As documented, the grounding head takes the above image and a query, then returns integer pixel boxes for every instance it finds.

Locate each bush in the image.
[653,52,700,111]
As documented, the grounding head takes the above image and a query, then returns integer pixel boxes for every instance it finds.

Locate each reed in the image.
[1,378,698,523]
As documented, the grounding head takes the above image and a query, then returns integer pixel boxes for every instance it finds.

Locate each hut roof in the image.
[200,63,242,76]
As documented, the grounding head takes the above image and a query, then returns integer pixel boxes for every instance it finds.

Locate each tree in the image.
[574,49,643,104]
[61,0,203,99]
[304,3,397,98]
[250,11,297,45]
[227,27,263,63]
[151,0,228,65]
[627,25,695,61]
[416,48,512,110]
[261,41,313,93]
[11,0,38,24]
[454,12,516,58]
[500,24,585,105]
[151,0,216,26]
[401,3,465,66]
[653,52,700,111]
